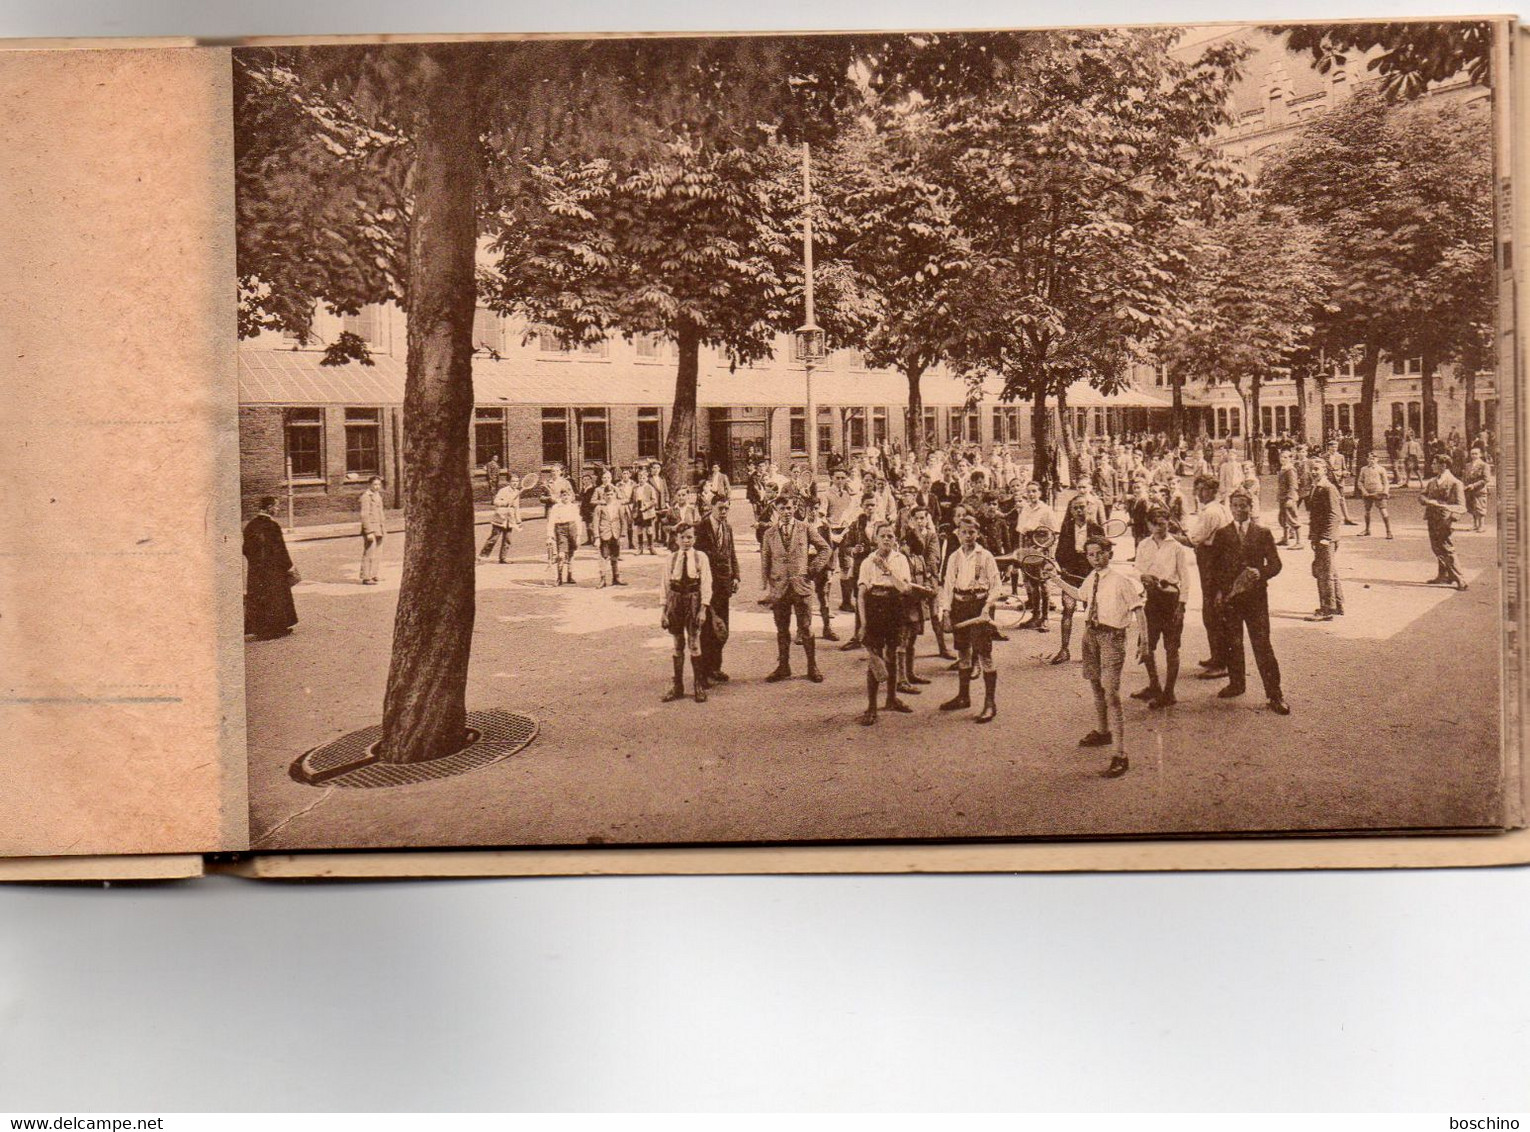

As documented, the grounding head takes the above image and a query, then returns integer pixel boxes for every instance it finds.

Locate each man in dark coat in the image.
[243,496,297,640]
[693,494,741,683]
[1208,488,1289,714]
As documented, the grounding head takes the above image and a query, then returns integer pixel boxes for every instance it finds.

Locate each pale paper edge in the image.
[219,827,1530,878]
[0,46,244,858]
[0,855,204,882]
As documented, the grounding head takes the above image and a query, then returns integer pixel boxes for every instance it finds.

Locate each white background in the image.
[1,0,1528,1113]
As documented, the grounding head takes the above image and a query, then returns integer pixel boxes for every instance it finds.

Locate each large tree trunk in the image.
[1056,384,1078,473]
[1248,376,1262,462]
[904,362,925,454]
[379,51,481,764]
[1420,347,1438,453]
[1170,372,1186,445]
[1293,371,1308,443]
[1314,376,1329,443]
[1355,341,1381,462]
[662,319,701,496]
[1465,367,1479,439]
[1029,389,1055,501]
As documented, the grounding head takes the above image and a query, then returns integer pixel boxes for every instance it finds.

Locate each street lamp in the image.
[793,141,825,478]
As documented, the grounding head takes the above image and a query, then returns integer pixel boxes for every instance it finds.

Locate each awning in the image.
[238,347,1170,411]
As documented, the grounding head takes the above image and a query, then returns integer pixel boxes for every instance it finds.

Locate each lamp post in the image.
[793,141,825,480]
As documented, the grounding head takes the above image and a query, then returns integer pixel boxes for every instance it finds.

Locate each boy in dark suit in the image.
[1209,488,1290,715]
[693,494,740,683]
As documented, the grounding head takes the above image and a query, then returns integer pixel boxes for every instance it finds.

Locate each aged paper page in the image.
[0,46,244,858]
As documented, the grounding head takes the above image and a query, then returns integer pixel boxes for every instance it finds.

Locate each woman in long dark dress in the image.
[243,496,298,639]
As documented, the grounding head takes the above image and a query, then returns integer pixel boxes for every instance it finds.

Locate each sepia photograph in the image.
[235,20,1519,852]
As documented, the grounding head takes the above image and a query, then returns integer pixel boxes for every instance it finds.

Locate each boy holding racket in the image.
[1014,480,1057,631]
[938,515,1003,723]
[545,487,584,586]
[1133,506,1192,709]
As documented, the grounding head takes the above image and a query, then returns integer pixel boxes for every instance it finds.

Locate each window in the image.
[1229,407,1241,438]
[472,308,503,355]
[634,334,673,361]
[1260,406,1273,435]
[1337,403,1352,433]
[1275,404,1289,434]
[578,408,608,465]
[637,407,662,460]
[922,407,938,446]
[541,408,569,466]
[1155,363,1168,387]
[790,408,807,455]
[1334,354,1357,379]
[474,407,505,468]
[1407,401,1423,436]
[1323,404,1337,435]
[1216,407,1228,438]
[284,408,324,480]
[345,408,382,477]
[1392,402,1407,429]
[1392,355,1423,376]
[537,328,570,355]
[872,407,888,447]
[848,409,866,450]
[342,306,381,346]
[578,337,609,359]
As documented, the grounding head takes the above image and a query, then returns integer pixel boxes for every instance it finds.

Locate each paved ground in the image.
[245,484,1507,850]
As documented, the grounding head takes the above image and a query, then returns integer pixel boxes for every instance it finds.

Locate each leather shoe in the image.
[1079,730,1112,748]
[885,698,913,713]
[1049,650,1071,666]
[1130,686,1161,701]
[858,709,877,726]
[1216,685,1246,698]
[710,671,730,684]
[1100,755,1129,778]
[1149,692,1176,709]
[765,667,792,683]
[806,668,825,684]
[1268,697,1291,715]
[1306,612,1333,622]
[1196,668,1228,679]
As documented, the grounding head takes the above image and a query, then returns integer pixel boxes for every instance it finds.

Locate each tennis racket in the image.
[1104,517,1130,539]
[1017,549,1059,582]
[1027,527,1057,549]
[520,471,542,491]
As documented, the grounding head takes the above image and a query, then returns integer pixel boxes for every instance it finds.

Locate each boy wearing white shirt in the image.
[1133,507,1192,708]
[659,523,713,703]
[545,488,585,586]
[1057,536,1147,778]
[938,516,1003,723]
[856,523,913,725]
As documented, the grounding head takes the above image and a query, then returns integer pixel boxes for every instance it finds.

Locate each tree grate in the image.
[290,710,539,789]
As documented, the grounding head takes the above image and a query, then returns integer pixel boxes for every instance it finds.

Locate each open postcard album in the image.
[2,18,1528,881]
